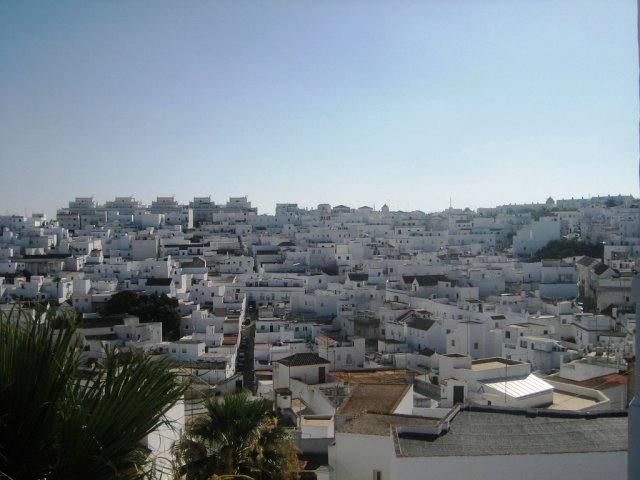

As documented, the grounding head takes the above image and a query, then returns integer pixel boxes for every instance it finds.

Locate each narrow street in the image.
[238,303,257,392]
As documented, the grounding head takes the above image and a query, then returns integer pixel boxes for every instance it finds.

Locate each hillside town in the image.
[1,193,638,480]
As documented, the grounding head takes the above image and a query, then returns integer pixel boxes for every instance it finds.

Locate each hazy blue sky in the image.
[0,1,637,215]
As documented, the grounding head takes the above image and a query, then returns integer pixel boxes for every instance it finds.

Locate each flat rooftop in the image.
[338,383,411,416]
[339,413,440,436]
[471,360,513,372]
[302,417,332,428]
[331,369,415,384]
[546,373,627,391]
[548,391,599,411]
[470,357,522,372]
[395,406,627,457]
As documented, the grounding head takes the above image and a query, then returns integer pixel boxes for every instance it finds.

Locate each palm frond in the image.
[0,307,188,480]
[176,392,298,480]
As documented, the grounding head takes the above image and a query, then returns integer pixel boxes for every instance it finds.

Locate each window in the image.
[451,340,455,347]
[373,471,382,480]
[505,331,510,339]
[473,342,478,350]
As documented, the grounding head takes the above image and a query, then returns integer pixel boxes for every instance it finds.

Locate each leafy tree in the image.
[0,306,187,480]
[530,209,547,221]
[534,238,604,261]
[102,291,182,340]
[174,392,299,480]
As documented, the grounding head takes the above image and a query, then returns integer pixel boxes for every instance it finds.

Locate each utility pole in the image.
[595,307,599,352]
[628,4,640,479]
[504,360,507,406]
[466,322,470,356]
[629,276,640,480]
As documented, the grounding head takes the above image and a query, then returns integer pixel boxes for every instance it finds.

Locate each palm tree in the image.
[0,305,188,480]
[174,392,299,480]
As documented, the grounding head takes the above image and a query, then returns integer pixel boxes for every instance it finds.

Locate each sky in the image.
[0,1,638,216]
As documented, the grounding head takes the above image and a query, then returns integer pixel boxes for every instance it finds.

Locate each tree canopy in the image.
[174,392,299,480]
[102,291,182,341]
[534,238,604,261]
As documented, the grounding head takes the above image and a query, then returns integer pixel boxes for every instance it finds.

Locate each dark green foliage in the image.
[321,263,339,276]
[102,291,181,341]
[530,209,549,221]
[174,392,299,480]
[0,306,187,480]
[535,238,604,261]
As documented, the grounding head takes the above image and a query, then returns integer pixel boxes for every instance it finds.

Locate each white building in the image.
[330,406,627,480]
